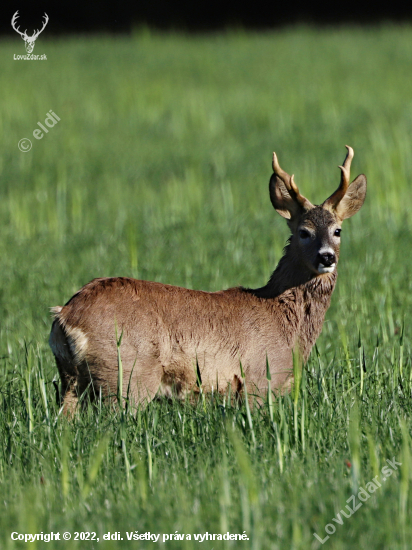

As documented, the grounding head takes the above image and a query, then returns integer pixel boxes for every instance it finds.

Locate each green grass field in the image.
[1,25,412,548]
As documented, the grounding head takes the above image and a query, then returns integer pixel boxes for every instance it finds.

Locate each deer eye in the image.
[299,229,310,239]
[334,228,341,237]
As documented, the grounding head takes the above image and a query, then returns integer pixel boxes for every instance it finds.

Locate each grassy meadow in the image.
[1,25,412,548]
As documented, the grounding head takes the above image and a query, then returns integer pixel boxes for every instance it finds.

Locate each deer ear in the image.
[335,174,367,220]
[269,175,302,220]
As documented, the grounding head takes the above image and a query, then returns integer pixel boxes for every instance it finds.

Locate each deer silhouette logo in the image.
[11,11,49,53]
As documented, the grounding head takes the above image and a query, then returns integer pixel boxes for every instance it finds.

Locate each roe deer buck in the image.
[49,146,366,413]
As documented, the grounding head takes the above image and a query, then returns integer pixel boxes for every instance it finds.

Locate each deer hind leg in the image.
[60,378,79,417]
[50,353,80,416]
[49,317,90,416]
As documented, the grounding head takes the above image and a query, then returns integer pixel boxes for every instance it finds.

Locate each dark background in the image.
[3,1,412,35]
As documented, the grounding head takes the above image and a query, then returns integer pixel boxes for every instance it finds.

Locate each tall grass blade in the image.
[400,418,410,527]
[82,435,110,499]
[115,322,124,412]
[293,347,302,446]
[348,400,360,494]
[266,355,274,424]
[240,360,256,449]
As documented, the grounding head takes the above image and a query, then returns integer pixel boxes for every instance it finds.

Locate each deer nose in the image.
[317,252,336,267]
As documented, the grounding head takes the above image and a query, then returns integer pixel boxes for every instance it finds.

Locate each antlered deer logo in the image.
[11,11,49,53]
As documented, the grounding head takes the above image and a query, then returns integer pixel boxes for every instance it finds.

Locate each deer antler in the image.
[323,145,354,209]
[272,152,312,210]
[11,11,28,39]
[31,13,49,40]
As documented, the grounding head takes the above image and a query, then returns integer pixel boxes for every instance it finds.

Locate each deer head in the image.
[11,11,49,53]
[269,146,367,277]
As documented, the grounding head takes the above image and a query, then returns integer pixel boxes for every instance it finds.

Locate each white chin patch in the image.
[318,263,335,274]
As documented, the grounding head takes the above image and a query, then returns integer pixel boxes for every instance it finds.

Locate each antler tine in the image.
[42,13,49,29]
[11,11,19,26]
[323,145,354,209]
[272,152,290,183]
[272,152,308,208]
[31,13,49,40]
[11,11,27,38]
[338,145,354,195]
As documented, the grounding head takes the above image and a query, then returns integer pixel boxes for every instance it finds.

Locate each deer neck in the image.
[253,240,338,298]
[266,252,313,297]
[296,270,337,360]
[249,241,338,359]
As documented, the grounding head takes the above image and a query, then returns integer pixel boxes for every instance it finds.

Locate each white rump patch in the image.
[65,325,88,363]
